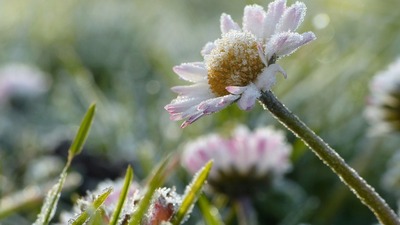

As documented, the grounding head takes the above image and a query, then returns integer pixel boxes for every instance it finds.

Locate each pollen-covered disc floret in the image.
[165,0,316,128]
[206,31,265,96]
[365,58,400,135]
[181,125,292,197]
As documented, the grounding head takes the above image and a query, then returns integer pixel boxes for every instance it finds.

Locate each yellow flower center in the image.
[206,31,265,96]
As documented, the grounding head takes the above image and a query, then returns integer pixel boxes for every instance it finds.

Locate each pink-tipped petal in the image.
[171,83,210,96]
[255,64,286,92]
[198,95,238,113]
[265,32,289,60]
[181,111,205,128]
[266,31,315,59]
[220,13,241,34]
[173,63,207,83]
[276,2,306,33]
[201,42,216,57]
[243,5,266,40]
[263,0,287,39]
[276,32,316,57]
[237,84,260,110]
[226,86,248,95]
[218,94,240,106]
[257,43,268,66]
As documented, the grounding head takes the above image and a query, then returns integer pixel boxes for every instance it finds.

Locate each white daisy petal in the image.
[181,111,205,128]
[218,94,240,106]
[198,95,239,113]
[165,97,205,115]
[237,84,261,110]
[263,0,287,40]
[255,64,286,92]
[276,2,306,33]
[171,83,210,96]
[226,86,248,95]
[275,31,316,57]
[220,13,241,34]
[173,63,207,82]
[243,5,266,40]
[201,42,216,57]
[266,31,315,59]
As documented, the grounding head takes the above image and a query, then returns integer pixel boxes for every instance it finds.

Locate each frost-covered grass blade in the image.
[171,160,213,225]
[87,207,107,225]
[71,187,112,225]
[33,171,67,225]
[109,165,134,225]
[128,156,170,225]
[33,104,96,225]
[68,103,96,161]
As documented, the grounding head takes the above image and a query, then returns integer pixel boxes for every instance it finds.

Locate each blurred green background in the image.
[1,0,400,224]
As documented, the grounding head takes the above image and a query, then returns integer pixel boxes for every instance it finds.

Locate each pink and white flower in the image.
[59,179,182,225]
[165,0,316,128]
[365,58,400,135]
[181,125,292,197]
[0,63,50,104]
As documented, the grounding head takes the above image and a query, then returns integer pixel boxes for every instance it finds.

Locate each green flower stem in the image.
[259,91,399,225]
[317,137,383,222]
[235,198,257,225]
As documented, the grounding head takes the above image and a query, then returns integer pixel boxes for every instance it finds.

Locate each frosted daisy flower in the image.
[59,179,182,225]
[181,125,292,197]
[165,0,316,128]
[59,178,141,224]
[365,58,400,134]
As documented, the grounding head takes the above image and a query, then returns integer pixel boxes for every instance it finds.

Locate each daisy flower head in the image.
[181,125,292,198]
[165,0,316,128]
[59,178,141,224]
[59,179,182,225]
[365,58,400,135]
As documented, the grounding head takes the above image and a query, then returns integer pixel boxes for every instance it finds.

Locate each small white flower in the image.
[59,179,141,224]
[181,125,292,197]
[165,0,316,128]
[365,58,400,135]
[0,63,50,104]
[59,179,183,225]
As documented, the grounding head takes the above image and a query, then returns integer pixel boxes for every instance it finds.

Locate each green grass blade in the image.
[33,104,97,225]
[87,209,107,225]
[171,160,213,225]
[68,103,96,161]
[33,170,68,225]
[109,165,134,225]
[128,157,170,225]
[198,194,224,225]
[71,187,112,225]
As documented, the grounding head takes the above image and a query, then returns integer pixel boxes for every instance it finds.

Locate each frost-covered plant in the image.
[59,179,182,225]
[164,0,400,224]
[165,0,315,128]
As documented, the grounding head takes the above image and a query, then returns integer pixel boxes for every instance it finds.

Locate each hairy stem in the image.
[259,91,399,225]
[235,197,258,225]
